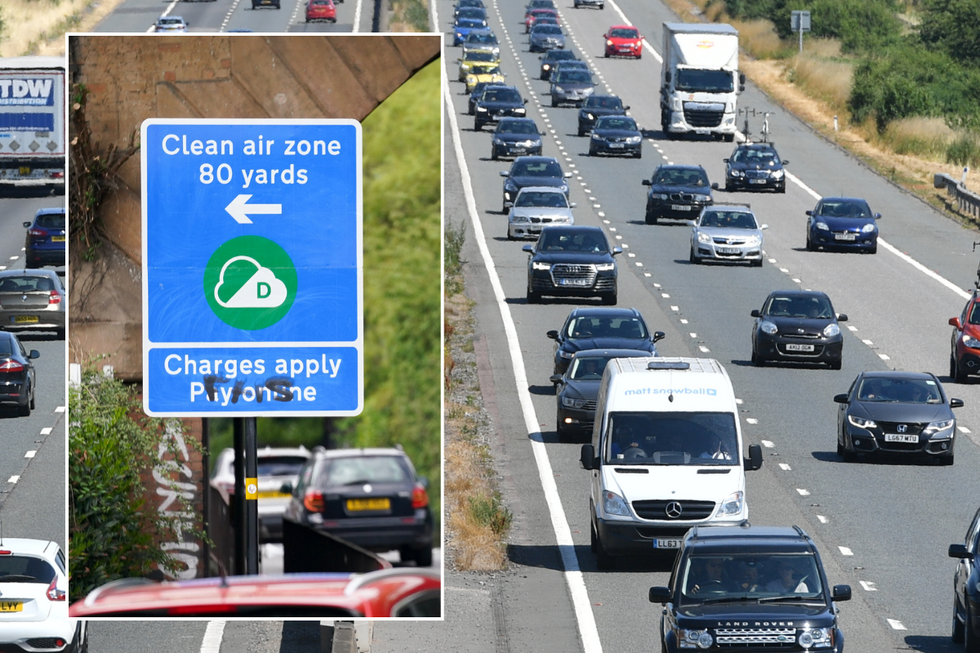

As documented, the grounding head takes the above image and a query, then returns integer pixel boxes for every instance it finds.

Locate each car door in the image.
[955,507,980,618]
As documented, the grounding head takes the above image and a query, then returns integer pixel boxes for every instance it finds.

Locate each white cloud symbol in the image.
[214,256,288,309]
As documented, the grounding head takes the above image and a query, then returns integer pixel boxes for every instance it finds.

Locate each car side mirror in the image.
[649,586,671,604]
[711,182,719,190]
[547,329,560,340]
[874,213,882,219]
[782,160,790,165]
[612,246,622,256]
[550,374,563,384]
[950,398,965,408]
[723,158,730,163]
[524,99,528,104]
[750,309,762,318]
[22,222,30,228]
[523,244,534,253]
[580,444,597,470]
[950,543,970,559]
[652,331,665,343]
[623,105,630,110]
[642,179,651,186]
[836,313,848,322]
[744,443,762,471]
[500,170,510,177]
[28,350,40,360]
[833,393,849,404]
[949,317,962,328]
[832,585,852,602]
[280,481,293,495]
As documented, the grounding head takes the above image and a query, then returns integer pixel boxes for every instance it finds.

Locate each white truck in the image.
[660,23,744,142]
[0,57,65,196]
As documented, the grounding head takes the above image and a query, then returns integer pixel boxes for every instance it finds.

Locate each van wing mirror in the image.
[580,444,597,470]
[744,443,763,471]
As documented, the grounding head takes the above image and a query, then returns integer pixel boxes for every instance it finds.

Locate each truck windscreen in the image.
[605,411,738,465]
[676,69,734,94]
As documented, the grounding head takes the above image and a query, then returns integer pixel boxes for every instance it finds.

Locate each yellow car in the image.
[465,65,506,93]
[458,50,500,82]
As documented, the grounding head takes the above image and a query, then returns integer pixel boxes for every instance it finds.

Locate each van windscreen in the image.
[605,411,738,465]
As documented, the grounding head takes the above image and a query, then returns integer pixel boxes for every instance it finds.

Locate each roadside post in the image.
[141,119,364,574]
[791,11,811,53]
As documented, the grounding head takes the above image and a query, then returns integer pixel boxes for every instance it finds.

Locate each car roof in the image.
[706,204,754,213]
[818,196,868,204]
[766,289,830,300]
[516,185,564,194]
[497,117,535,125]
[540,224,602,236]
[858,370,939,382]
[513,155,558,164]
[567,306,641,319]
[0,538,62,559]
[0,269,61,279]
[686,525,816,554]
[312,447,411,460]
[572,348,654,358]
[35,207,64,216]
[657,164,705,172]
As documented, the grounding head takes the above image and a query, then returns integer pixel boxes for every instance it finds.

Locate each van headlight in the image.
[601,490,630,517]
[717,490,744,516]
[675,628,713,649]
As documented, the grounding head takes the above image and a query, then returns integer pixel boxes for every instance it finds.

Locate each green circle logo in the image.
[203,236,297,331]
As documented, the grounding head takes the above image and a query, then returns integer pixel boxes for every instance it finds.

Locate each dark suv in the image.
[649,524,851,653]
[23,207,65,268]
[641,165,713,224]
[524,225,621,305]
[282,447,434,567]
[723,142,788,193]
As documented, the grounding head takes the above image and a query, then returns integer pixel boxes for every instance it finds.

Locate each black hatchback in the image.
[282,447,434,567]
[547,306,664,375]
[723,141,788,193]
[750,289,847,369]
[0,331,39,417]
[577,94,628,136]
[491,117,543,160]
[834,371,961,465]
[474,85,528,131]
[524,225,620,304]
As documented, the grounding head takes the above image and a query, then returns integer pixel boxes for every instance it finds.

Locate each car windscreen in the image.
[513,160,562,177]
[699,211,757,229]
[765,295,833,319]
[567,315,646,340]
[498,121,537,135]
[319,456,412,486]
[466,33,497,44]
[515,190,567,207]
[816,201,871,219]
[0,556,56,584]
[654,169,707,187]
[675,68,735,93]
[678,553,824,605]
[610,28,638,38]
[36,213,65,229]
[857,377,943,403]
[555,71,591,84]
[587,96,622,110]
[484,88,521,103]
[569,356,611,380]
[465,51,497,62]
[604,411,738,465]
[546,51,577,62]
[595,117,636,131]
[533,25,562,34]
[538,229,606,253]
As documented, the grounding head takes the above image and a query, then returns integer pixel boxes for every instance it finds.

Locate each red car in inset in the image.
[306,0,337,22]
[525,8,558,32]
[604,25,642,59]
[949,288,980,382]
[69,568,441,618]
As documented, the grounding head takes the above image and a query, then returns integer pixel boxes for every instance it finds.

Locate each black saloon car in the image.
[750,290,847,369]
[282,447,434,566]
[474,85,527,131]
[0,331,39,417]
[641,165,713,224]
[540,49,579,80]
[547,306,664,375]
[550,348,654,439]
[23,207,66,268]
[648,525,851,653]
[491,117,544,160]
[588,115,641,158]
[577,94,628,136]
[723,141,789,193]
[524,226,620,304]
[834,371,960,465]
[949,505,980,651]
[500,156,571,212]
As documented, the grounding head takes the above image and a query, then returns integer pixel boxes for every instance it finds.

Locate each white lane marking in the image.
[200,620,227,653]
[444,63,604,653]
[761,440,775,448]
[817,515,828,524]
[860,581,878,591]
[7,476,18,484]
[878,353,891,360]
[778,463,791,471]
[25,451,36,459]
[796,488,810,496]
[958,426,971,433]
[55,406,66,413]
[887,619,907,631]
[862,339,874,346]
[745,418,758,425]
[847,325,858,331]
[40,428,52,435]
[698,345,710,353]
[689,333,697,338]
[839,546,854,556]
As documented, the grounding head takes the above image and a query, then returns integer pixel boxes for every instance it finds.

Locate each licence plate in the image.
[511,148,526,154]
[834,233,856,241]
[18,167,30,176]
[653,538,682,549]
[749,179,766,184]
[885,433,919,443]
[671,204,692,211]
[609,143,625,149]
[785,343,814,352]
[52,236,65,242]
[347,498,390,511]
[0,601,22,612]
[717,247,740,255]
[257,490,289,499]
[558,278,590,286]
[14,316,38,324]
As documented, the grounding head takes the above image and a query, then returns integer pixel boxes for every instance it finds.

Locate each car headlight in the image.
[697,231,712,244]
[492,137,504,145]
[771,169,785,179]
[760,320,778,335]
[543,64,552,71]
[606,39,613,46]
[554,85,565,94]
[815,221,829,231]
[511,215,529,223]
[799,627,834,649]
[585,112,595,120]
[743,235,762,246]
[861,222,877,233]
[559,349,576,359]
[601,490,630,517]
[924,418,955,437]
[730,169,743,178]
[848,414,876,429]
[476,106,488,113]
[962,334,980,349]
[653,193,669,200]
[562,396,587,408]
[504,181,517,192]
[675,627,713,650]
[693,193,711,202]
[559,183,568,193]
[595,262,615,271]
[514,107,526,115]
[823,323,841,337]
[532,261,551,270]
[626,136,641,144]
[591,132,602,140]
[717,491,744,516]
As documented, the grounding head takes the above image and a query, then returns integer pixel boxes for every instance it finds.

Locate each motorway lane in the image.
[93,0,365,33]
[440,0,980,650]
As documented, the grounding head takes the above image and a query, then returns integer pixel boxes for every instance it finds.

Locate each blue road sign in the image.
[141,119,362,416]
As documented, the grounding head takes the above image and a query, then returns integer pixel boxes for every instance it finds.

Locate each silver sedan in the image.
[689,205,767,267]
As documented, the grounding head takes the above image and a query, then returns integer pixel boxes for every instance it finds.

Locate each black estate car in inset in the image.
[649,524,851,653]
[523,225,620,305]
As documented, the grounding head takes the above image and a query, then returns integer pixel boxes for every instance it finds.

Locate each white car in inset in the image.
[0,538,85,652]
[507,186,575,240]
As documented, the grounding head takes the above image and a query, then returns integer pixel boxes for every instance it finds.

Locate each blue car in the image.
[453,8,488,46]
[23,207,65,268]
[805,197,880,254]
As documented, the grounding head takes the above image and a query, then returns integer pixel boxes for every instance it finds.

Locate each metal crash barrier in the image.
[935,172,980,221]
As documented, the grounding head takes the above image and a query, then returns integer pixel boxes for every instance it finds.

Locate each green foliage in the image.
[445,220,466,296]
[69,366,195,601]
[468,493,513,535]
[947,134,980,168]
[917,0,980,65]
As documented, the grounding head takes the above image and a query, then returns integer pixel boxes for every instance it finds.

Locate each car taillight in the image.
[303,489,324,512]
[48,291,61,306]
[46,579,65,601]
[0,359,24,373]
[412,484,429,509]
[28,228,47,238]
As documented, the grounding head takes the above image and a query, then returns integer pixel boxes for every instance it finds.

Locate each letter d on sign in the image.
[257,282,271,299]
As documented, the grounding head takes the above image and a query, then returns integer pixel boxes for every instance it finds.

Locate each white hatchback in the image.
[0,539,84,652]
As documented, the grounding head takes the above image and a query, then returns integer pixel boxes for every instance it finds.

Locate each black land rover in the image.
[649,524,851,653]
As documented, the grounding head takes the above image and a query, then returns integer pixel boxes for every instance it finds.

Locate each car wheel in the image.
[954,599,966,643]
[778,185,786,194]
[869,242,878,255]
[940,452,955,466]
[645,212,658,225]
[602,291,617,305]
[836,437,844,458]
[634,149,642,159]
[752,257,763,268]
[604,51,609,58]
[593,522,614,570]
[829,358,842,370]
[474,120,482,131]
[17,399,30,417]
[725,180,733,192]
[689,247,699,265]
[636,52,641,59]
[724,133,735,142]
[556,413,569,442]
[751,348,764,367]
[966,602,980,653]
[954,356,969,383]
[578,127,585,137]
[805,232,814,251]
[491,147,498,161]
[527,288,541,304]
[551,96,558,108]
[588,147,596,156]
[414,546,434,568]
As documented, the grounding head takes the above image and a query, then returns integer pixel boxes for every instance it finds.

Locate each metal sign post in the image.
[791,11,811,53]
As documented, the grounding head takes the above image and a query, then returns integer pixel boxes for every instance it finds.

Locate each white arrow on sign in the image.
[225,194,282,224]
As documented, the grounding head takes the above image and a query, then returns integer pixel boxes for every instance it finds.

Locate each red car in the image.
[306,0,337,22]
[69,569,441,618]
[949,289,980,382]
[525,8,558,32]
[604,25,642,58]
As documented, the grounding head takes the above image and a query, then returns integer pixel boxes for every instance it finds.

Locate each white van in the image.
[580,357,762,569]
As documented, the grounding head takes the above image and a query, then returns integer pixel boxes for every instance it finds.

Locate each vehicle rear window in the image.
[257,456,309,477]
[36,213,65,229]
[320,456,411,486]
[0,556,55,584]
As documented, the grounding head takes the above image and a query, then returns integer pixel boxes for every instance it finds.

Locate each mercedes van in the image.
[580,357,763,569]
